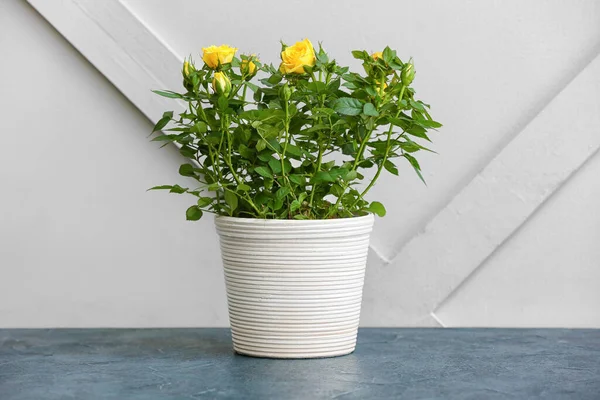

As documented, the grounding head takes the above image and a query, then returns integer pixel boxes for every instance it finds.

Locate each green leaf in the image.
[148,185,177,192]
[151,134,177,142]
[329,167,349,179]
[289,174,305,185]
[152,115,171,132]
[312,171,335,184]
[382,46,394,64]
[254,166,273,178]
[168,184,188,194]
[237,183,251,192]
[384,160,399,175]
[362,103,379,117]
[239,144,254,159]
[178,164,195,177]
[401,139,436,154]
[342,73,366,83]
[313,107,335,116]
[409,99,426,112]
[316,50,329,64]
[256,139,267,152]
[399,141,421,153]
[389,59,403,70]
[257,152,273,162]
[179,146,196,158]
[282,159,292,174]
[327,79,340,92]
[366,201,386,217]
[192,121,208,133]
[285,144,304,158]
[404,153,427,185]
[245,82,259,92]
[267,139,282,152]
[290,199,301,212]
[342,142,357,156]
[387,116,408,128]
[186,206,203,221]
[152,90,182,99]
[406,127,431,142]
[330,184,344,197]
[342,81,359,90]
[333,97,363,116]
[197,197,212,208]
[275,187,290,199]
[307,81,327,94]
[267,73,283,85]
[268,158,282,174]
[224,191,238,212]
[416,119,442,129]
[273,197,284,211]
[305,124,330,133]
[351,50,369,60]
[344,170,358,181]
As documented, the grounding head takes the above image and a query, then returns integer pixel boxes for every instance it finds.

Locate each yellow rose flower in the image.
[212,72,231,96]
[183,61,191,77]
[375,80,388,96]
[279,39,316,74]
[202,45,238,69]
[371,51,383,61]
[241,58,257,76]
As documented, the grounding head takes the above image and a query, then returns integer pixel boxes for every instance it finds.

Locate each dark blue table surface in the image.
[1,328,599,399]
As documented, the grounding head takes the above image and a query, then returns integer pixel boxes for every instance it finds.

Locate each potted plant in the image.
[150,39,440,358]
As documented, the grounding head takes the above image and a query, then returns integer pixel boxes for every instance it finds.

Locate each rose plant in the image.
[150,39,441,220]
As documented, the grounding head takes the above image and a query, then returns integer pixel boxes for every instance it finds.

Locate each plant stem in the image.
[307,71,330,216]
[353,84,407,204]
[308,145,324,208]
[358,132,392,200]
[351,127,374,171]
[279,100,297,200]
[196,101,209,123]
[206,145,221,209]
[241,84,248,105]
[221,115,262,216]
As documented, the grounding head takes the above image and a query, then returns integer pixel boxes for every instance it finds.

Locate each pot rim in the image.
[214,212,374,225]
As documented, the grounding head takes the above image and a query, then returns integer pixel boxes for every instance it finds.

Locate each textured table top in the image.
[1,328,599,399]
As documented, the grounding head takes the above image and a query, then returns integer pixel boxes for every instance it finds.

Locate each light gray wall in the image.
[437,150,600,327]
[0,0,227,327]
[1,0,599,327]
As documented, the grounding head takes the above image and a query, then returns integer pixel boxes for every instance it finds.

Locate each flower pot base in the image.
[233,345,356,359]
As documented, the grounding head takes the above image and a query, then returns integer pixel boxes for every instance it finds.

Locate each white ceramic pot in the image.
[214,214,374,359]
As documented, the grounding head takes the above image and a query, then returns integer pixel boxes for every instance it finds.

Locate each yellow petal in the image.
[371,51,383,61]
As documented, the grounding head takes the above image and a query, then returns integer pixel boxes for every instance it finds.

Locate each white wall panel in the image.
[2,0,599,327]
[436,150,600,327]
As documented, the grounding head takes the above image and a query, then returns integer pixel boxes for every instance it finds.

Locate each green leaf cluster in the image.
[150,44,441,221]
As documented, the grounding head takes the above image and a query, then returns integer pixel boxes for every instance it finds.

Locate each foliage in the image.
[149,40,441,220]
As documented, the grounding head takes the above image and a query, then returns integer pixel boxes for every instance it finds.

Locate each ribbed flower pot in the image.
[214,214,374,359]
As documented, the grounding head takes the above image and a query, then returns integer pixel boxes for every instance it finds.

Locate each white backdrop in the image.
[1,0,599,327]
